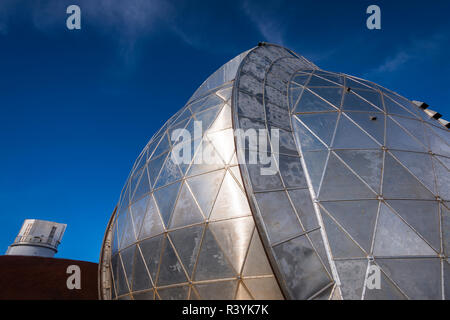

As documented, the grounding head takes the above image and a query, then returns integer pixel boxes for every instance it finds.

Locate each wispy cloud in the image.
[0,0,242,62]
[372,51,410,73]
[82,0,173,65]
[81,0,172,37]
[0,0,174,64]
[365,33,448,78]
[241,0,285,45]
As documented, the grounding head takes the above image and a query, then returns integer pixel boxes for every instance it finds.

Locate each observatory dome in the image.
[99,43,450,300]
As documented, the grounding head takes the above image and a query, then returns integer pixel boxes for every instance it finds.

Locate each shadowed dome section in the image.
[287,69,449,300]
[100,43,450,300]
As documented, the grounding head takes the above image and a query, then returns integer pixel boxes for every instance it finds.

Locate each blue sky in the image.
[0,0,449,263]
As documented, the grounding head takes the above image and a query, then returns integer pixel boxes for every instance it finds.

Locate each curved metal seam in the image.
[232,43,332,299]
[264,55,342,297]
[231,45,290,299]
[98,205,117,299]
[263,56,338,290]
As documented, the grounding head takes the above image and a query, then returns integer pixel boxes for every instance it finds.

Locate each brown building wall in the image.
[0,255,98,300]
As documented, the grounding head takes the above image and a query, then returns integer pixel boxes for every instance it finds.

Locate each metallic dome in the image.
[99,44,450,300]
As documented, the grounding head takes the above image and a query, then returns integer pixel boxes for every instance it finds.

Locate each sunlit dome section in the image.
[100,43,450,300]
[99,49,285,300]
[187,50,250,104]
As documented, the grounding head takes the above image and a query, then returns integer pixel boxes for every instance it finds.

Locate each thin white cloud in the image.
[373,52,411,73]
[366,33,447,78]
[241,0,285,45]
[81,0,172,36]
[0,0,228,61]
[0,1,171,38]
[0,1,174,65]
[30,0,173,37]
[0,1,248,55]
